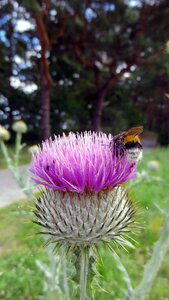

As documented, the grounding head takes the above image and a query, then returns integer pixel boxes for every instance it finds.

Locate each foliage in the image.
[46,0,169,132]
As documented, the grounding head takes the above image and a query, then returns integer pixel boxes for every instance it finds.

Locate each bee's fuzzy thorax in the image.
[123,135,141,144]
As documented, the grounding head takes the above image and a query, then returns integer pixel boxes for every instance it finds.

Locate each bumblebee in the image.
[112,126,143,163]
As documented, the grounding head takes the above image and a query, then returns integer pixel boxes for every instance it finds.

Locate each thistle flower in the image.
[12,120,28,134]
[30,132,137,193]
[30,131,140,299]
[30,131,139,249]
[0,125,10,141]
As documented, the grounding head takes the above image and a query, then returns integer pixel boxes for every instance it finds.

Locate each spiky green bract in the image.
[34,187,135,249]
[34,186,136,299]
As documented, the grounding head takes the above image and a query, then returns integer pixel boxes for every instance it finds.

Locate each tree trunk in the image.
[40,60,51,140]
[91,71,127,132]
[92,88,107,132]
[35,6,52,140]
[7,9,14,126]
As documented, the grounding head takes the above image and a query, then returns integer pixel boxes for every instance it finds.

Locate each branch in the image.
[50,14,77,43]
[130,3,156,41]
[130,3,164,66]
[101,63,133,93]
[35,16,49,53]
[99,44,164,93]
[91,49,113,68]
[71,1,165,95]
[74,44,97,70]
[136,47,165,65]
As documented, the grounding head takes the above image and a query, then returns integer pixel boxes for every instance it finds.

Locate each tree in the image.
[19,0,52,139]
[47,0,169,131]
[1,0,169,143]
[0,0,42,140]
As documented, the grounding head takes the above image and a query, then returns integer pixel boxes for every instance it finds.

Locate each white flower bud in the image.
[12,120,28,134]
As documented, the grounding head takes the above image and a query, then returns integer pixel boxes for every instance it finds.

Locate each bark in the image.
[34,1,52,140]
[40,59,51,139]
[92,88,108,132]
[91,66,132,132]
[7,19,14,125]
[5,0,15,126]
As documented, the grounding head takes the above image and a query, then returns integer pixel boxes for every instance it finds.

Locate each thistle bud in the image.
[28,145,39,154]
[147,160,160,172]
[12,120,28,134]
[166,40,169,53]
[0,125,10,141]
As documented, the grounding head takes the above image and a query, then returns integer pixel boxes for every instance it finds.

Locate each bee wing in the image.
[123,126,143,137]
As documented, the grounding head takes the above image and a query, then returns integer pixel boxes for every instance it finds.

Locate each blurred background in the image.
[0,1,169,300]
[0,0,169,145]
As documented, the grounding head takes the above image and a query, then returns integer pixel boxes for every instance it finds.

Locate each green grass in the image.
[0,145,31,169]
[0,148,169,299]
[0,201,48,300]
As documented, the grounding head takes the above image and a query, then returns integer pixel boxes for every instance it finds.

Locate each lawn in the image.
[0,148,169,300]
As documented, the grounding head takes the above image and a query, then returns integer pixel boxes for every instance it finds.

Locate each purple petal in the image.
[30,132,139,193]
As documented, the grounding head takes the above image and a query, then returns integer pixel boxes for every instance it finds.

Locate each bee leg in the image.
[111,140,126,158]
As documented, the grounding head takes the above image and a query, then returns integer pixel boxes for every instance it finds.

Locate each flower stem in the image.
[80,246,89,300]
[15,132,22,167]
[62,253,70,300]
[0,141,12,166]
